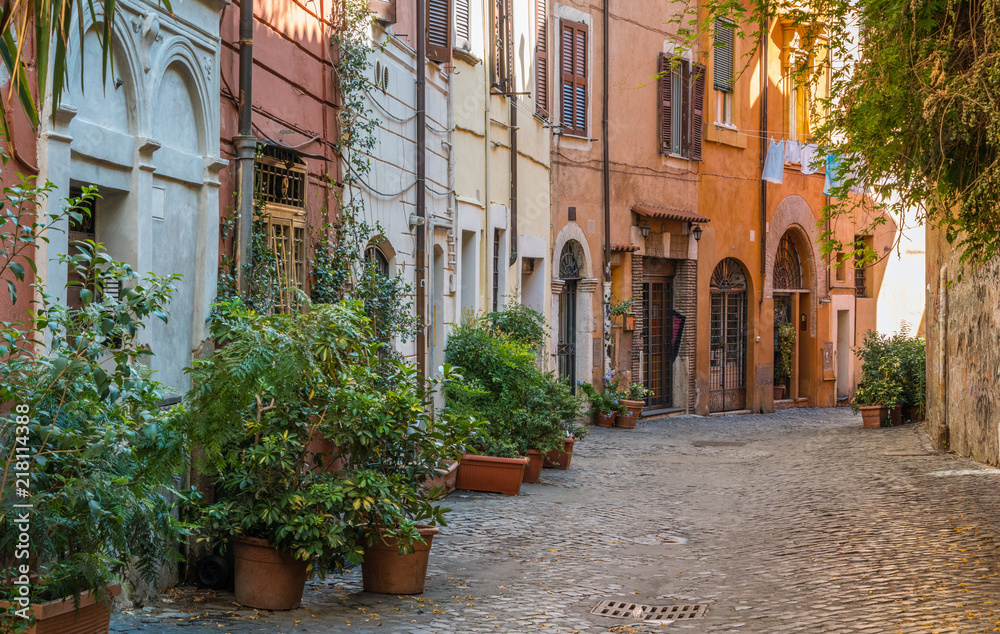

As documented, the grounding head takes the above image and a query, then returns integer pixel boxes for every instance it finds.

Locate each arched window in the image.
[365,244,390,276]
[559,242,581,279]
[773,233,804,290]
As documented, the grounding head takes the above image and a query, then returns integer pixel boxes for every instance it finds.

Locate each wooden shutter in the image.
[455,0,470,43]
[658,54,671,155]
[560,21,587,136]
[690,62,706,160]
[427,0,452,63]
[681,60,690,157]
[369,0,396,24]
[713,19,734,93]
[535,0,549,117]
[491,0,513,91]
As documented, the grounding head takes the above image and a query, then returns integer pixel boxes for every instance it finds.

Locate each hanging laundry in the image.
[823,154,842,195]
[785,141,802,166]
[800,144,820,175]
[762,139,784,184]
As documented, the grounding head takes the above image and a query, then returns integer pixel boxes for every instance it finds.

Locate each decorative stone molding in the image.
[765,194,826,337]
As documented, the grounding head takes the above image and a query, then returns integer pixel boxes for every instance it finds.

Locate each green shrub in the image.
[485,302,547,351]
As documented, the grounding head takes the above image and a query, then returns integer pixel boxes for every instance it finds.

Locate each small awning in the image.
[611,243,641,253]
[632,204,710,223]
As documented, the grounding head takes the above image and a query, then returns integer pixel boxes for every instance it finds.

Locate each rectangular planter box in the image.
[0,584,120,634]
[456,454,527,495]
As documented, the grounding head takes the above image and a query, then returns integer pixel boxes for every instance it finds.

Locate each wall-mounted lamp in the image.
[691,223,703,242]
[638,220,651,238]
[409,213,426,227]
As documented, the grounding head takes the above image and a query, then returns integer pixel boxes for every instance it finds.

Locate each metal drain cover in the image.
[590,600,708,621]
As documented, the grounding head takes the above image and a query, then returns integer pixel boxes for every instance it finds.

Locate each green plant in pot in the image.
[1,189,189,634]
[774,322,796,400]
[851,330,905,428]
[181,299,373,610]
[616,381,651,429]
[328,360,482,594]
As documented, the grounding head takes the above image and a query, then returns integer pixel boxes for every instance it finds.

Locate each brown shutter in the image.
[658,54,671,155]
[535,0,549,117]
[560,21,587,136]
[427,0,452,63]
[681,60,690,157]
[369,0,396,24]
[690,62,706,161]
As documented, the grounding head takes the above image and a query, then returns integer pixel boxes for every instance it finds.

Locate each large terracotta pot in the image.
[773,384,786,400]
[0,585,120,634]
[522,450,544,483]
[361,525,440,595]
[456,454,527,495]
[616,400,644,429]
[543,436,576,470]
[422,460,459,499]
[595,411,616,427]
[890,405,902,426]
[233,536,308,610]
[860,405,888,429]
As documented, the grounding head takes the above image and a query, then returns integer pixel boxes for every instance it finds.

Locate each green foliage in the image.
[775,322,797,382]
[1,183,187,619]
[445,319,582,458]
[608,296,634,317]
[578,380,626,416]
[485,302,547,350]
[851,330,904,411]
[892,326,926,420]
[620,381,651,401]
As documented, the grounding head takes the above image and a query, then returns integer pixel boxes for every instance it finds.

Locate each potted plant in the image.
[579,380,626,427]
[182,299,375,609]
[774,322,796,400]
[445,309,582,493]
[1,212,188,634]
[543,423,589,470]
[892,326,926,423]
[851,331,904,428]
[617,382,651,429]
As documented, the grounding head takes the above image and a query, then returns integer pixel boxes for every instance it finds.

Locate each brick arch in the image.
[765,195,826,337]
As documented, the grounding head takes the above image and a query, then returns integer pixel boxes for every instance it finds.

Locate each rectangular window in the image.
[560,20,588,137]
[427,0,452,63]
[66,189,97,312]
[658,55,705,160]
[491,0,514,92]
[492,228,502,312]
[255,147,308,313]
[267,212,307,313]
[853,235,872,298]
[535,0,549,117]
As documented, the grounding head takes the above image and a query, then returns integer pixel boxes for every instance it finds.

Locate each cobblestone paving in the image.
[113,408,1000,633]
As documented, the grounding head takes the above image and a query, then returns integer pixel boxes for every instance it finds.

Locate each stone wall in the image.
[926,226,1000,465]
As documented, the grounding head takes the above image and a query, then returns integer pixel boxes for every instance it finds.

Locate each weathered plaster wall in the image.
[926,225,1000,465]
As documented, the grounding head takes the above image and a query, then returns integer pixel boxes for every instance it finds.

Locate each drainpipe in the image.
[416,0,427,380]
[234,0,256,294]
[759,16,768,304]
[602,0,611,376]
[483,1,492,313]
[509,99,518,266]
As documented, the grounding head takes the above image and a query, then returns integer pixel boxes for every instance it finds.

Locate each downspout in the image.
[235,0,256,294]
[759,16,768,305]
[509,98,518,265]
[416,0,427,380]
[483,2,492,313]
[602,0,611,376]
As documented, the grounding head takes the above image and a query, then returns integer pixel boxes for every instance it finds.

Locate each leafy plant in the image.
[1,185,188,624]
[608,296,634,317]
[774,322,797,382]
[578,381,624,416]
[485,302,547,351]
[890,326,926,421]
[621,381,651,401]
[851,330,904,412]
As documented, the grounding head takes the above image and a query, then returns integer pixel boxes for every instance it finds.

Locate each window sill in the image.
[558,132,594,142]
[706,123,746,149]
[453,48,480,66]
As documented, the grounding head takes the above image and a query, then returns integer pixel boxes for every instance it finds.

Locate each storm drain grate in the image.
[589,600,708,621]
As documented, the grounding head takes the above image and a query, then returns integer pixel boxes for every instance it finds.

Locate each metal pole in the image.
[508,98,518,265]
[416,0,427,380]
[235,0,256,294]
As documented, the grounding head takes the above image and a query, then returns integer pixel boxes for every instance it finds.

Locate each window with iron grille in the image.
[255,147,308,313]
[491,0,514,92]
[854,235,869,297]
[255,145,306,209]
[492,228,501,312]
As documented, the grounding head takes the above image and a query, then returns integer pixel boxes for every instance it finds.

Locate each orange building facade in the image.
[549,3,894,415]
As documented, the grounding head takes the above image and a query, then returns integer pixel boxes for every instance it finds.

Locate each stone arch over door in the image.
[765,195,825,337]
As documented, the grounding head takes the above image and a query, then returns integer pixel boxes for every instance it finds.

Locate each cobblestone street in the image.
[114,408,1000,633]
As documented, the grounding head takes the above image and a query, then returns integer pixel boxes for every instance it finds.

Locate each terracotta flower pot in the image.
[595,411,616,427]
[422,460,459,499]
[233,536,308,610]
[361,525,440,595]
[456,454,527,495]
[773,384,786,400]
[860,405,888,429]
[616,400,644,429]
[522,450,544,483]
[303,432,344,474]
[543,436,576,470]
[0,584,121,634]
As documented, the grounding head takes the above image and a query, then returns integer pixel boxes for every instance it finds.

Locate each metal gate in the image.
[557,246,580,388]
[643,279,674,409]
[709,258,748,412]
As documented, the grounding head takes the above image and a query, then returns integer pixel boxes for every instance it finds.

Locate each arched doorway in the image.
[709,258,749,412]
[772,230,811,400]
[557,242,582,386]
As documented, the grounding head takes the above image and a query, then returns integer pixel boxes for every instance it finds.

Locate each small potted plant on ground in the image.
[851,331,904,428]
[543,422,589,470]
[774,322,796,400]
[617,382,651,429]
[579,380,625,427]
